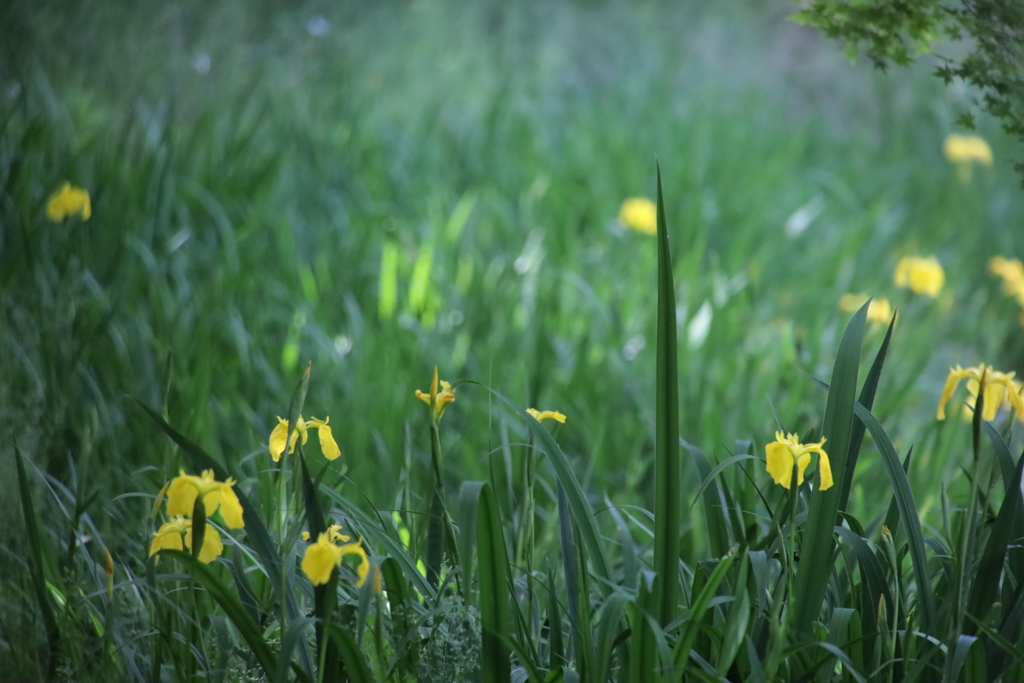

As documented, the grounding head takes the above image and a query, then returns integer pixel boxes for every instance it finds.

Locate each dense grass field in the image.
[2,0,1024,681]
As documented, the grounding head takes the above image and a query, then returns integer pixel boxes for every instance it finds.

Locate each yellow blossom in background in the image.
[765,431,832,491]
[415,366,456,422]
[301,531,370,587]
[301,524,351,543]
[46,182,92,221]
[943,134,993,182]
[894,256,944,298]
[988,256,1024,307]
[838,294,895,326]
[526,408,567,423]
[617,197,657,235]
[268,415,341,461]
[937,363,1024,421]
[166,469,245,528]
[148,515,224,564]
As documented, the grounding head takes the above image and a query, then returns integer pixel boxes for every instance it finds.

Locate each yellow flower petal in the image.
[166,473,200,517]
[149,517,190,564]
[937,367,966,420]
[46,182,92,222]
[618,197,657,235]
[526,408,567,423]
[269,417,289,461]
[186,523,224,564]
[894,256,944,298]
[765,441,795,489]
[982,381,1004,421]
[302,533,343,586]
[415,369,456,421]
[944,134,992,167]
[316,420,342,460]
[338,541,370,587]
[817,451,834,490]
[218,484,245,529]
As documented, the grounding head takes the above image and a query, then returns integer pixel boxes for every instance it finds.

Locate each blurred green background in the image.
[2,0,1022,598]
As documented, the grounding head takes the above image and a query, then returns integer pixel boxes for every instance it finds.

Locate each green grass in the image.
[2,0,1024,680]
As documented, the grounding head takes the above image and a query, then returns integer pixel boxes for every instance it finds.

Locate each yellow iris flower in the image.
[617,197,657,235]
[526,408,567,423]
[166,469,245,528]
[989,256,1024,308]
[937,364,1024,422]
[415,366,456,422]
[268,415,341,461]
[148,515,224,564]
[838,294,895,326]
[765,431,832,491]
[943,134,992,182]
[46,182,92,221]
[894,256,945,298]
[301,531,370,587]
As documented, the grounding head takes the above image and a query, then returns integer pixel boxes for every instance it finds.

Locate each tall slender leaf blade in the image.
[653,162,681,628]
[839,312,896,513]
[793,302,868,633]
[477,483,512,683]
[853,402,936,632]
[14,443,60,669]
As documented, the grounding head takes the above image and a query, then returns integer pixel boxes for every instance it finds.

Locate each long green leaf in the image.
[839,312,896,513]
[673,550,737,672]
[653,163,681,628]
[792,302,868,633]
[163,550,278,680]
[852,402,936,632]
[834,525,893,643]
[324,624,376,683]
[687,445,748,557]
[477,483,512,683]
[379,557,419,674]
[284,363,312,469]
[594,592,630,683]
[966,446,1024,633]
[556,480,593,679]
[14,443,60,669]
